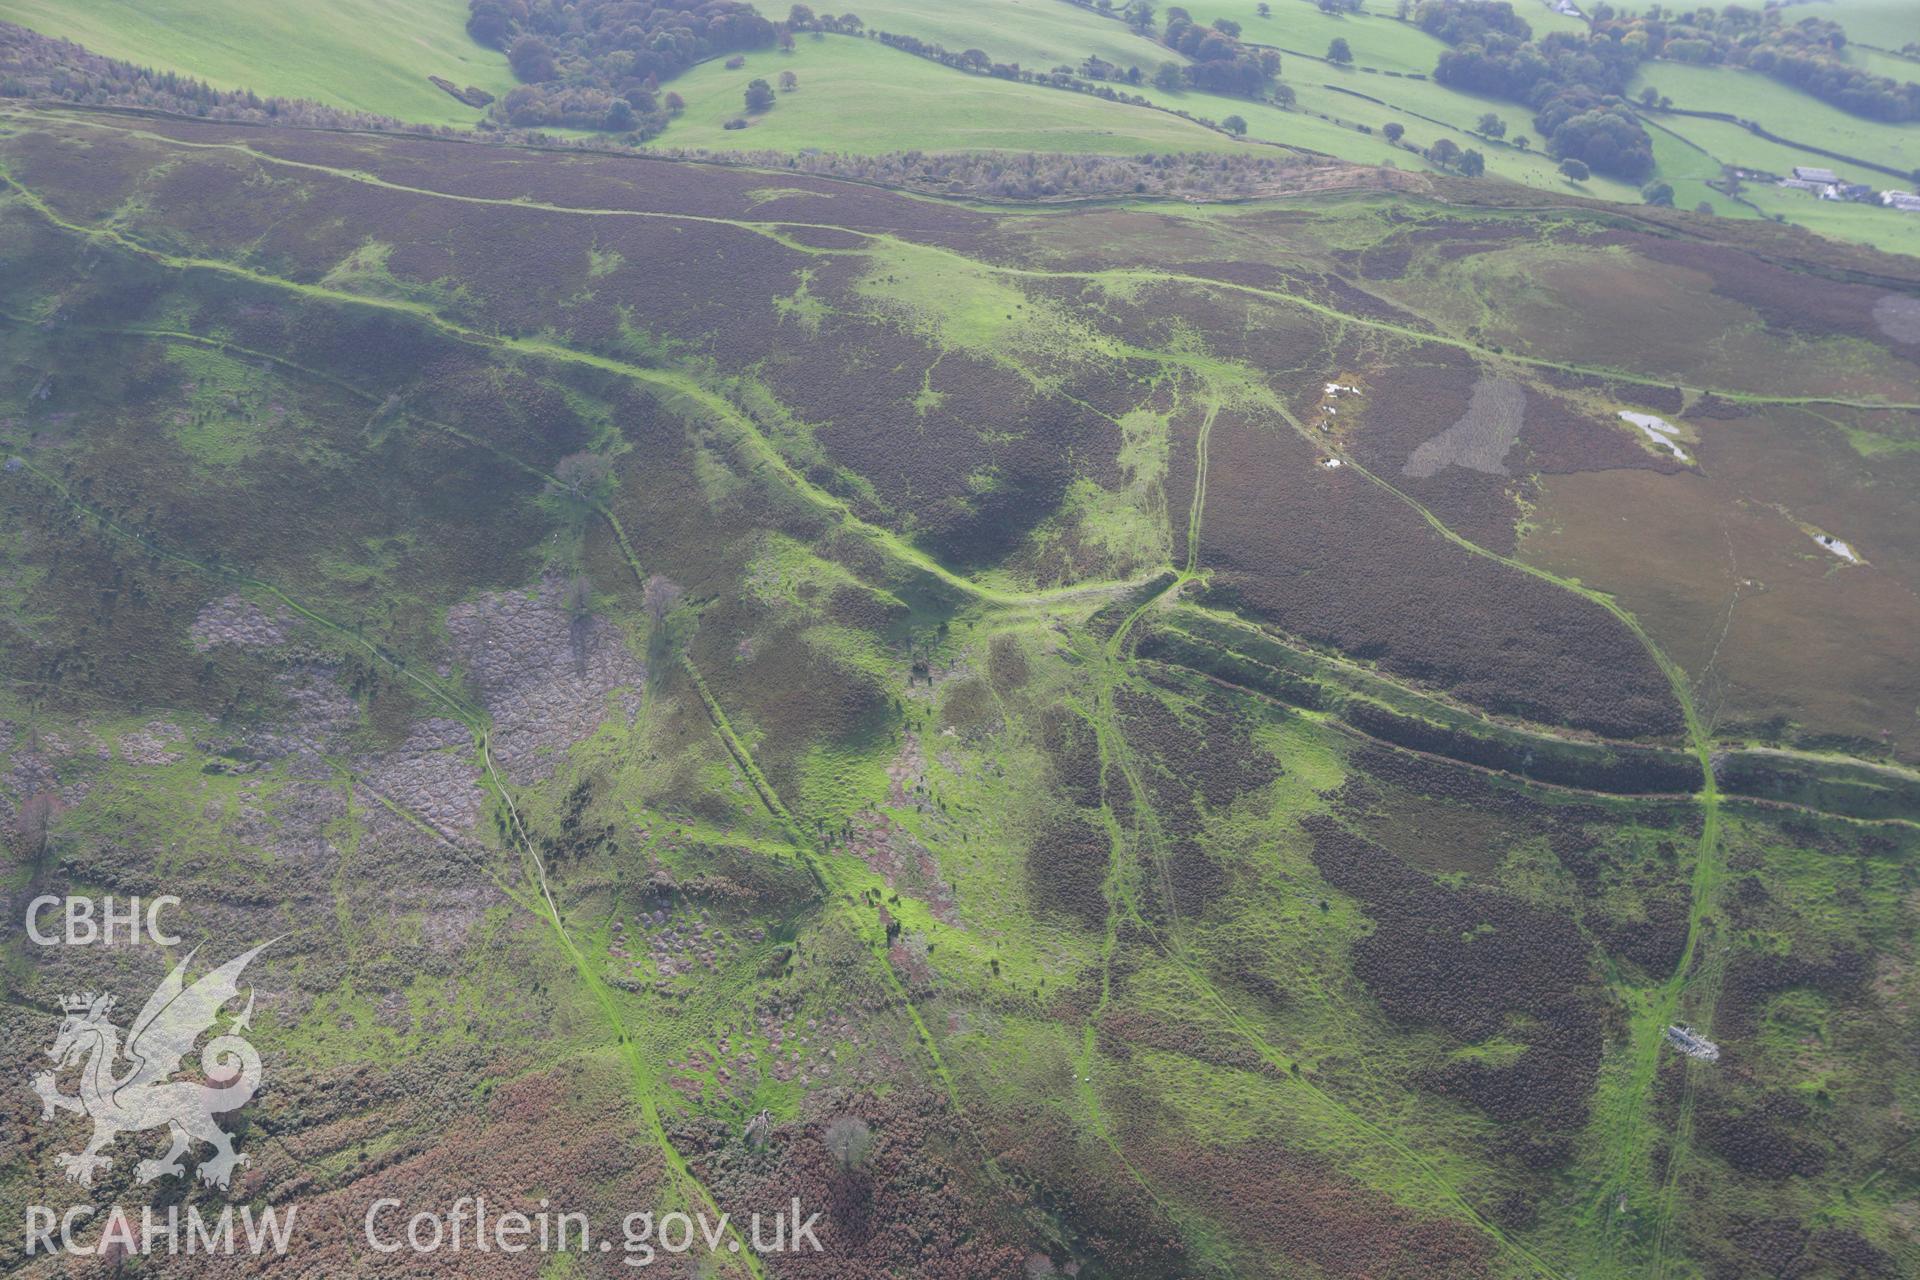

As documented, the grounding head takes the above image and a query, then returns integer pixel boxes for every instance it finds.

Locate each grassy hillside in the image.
[1186,0,1458,74]
[804,1,1915,248]
[655,35,1241,155]
[0,0,514,125]
[1745,183,1920,259]
[1629,61,1920,177]
[851,0,1180,72]
[3,105,1915,1279]
[1278,70,1642,199]
[1644,122,1748,217]
[5,0,1920,255]
[1828,0,1920,53]
[799,2,1623,193]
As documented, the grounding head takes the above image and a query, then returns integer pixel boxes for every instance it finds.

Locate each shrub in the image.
[824,1116,874,1169]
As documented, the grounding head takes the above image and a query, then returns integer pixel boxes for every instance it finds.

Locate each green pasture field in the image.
[1650,111,1842,179]
[1644,122,1749,217]
[1744,183,1920,260]
[1649,110,1920,254]
[1281,68,1643,201]
[1826,0,1920,53]
[652,35,1243,154]
[0,0,515,127]
[817,0,1415,168]
[1128,74,1410,165]
[1840,40,1920,84]
[1176,0,1458,76]
[1628,61,1920,178]
[792,0,1603,189]
[849,0,1179,73]
[830,0,1901,245]
[4,0,1918,257]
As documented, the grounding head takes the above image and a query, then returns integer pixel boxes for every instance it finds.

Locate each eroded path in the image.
[3,455,769,1278]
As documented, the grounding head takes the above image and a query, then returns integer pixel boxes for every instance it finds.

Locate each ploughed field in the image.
[1,106,1917,1278]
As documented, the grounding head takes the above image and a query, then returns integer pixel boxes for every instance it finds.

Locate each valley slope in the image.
[1,105,1917,1279]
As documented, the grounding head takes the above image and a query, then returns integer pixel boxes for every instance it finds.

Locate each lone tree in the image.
[1428,137,1462,167]
[664,91,685,115]
[1256,2,1271,14]
[1475,112,1506,138]
[1222,114,1248,135]
[551,451,612,502]
[1460,148,1485,177]
[1559,157,1591,181]
[779,70,798,91]
[824,1116,874,1170]
[1327,37,1353,64]
[745,78,776,112]
[642,573,686,664]
[1642,180,1675,206]
[642,574,685,627]
[13,792,58,860]
[1383,121,1404,144]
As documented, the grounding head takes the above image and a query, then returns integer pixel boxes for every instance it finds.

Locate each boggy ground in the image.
[1,105,1916,1279]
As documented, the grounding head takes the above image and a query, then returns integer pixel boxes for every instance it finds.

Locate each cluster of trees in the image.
[1425,136,1486,175]
[1417,0,1653,179]
[1419,0,1531,48]
[640,145,1331,199]
[467,0,774,132]
[731,70,795,117]
[1534,87,1652,179]
[1589,4,1920,122]
[1756,45,1920,122]
[790,8,866,36]
[1161,7,1282,96]
[1419,0,1918,176]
